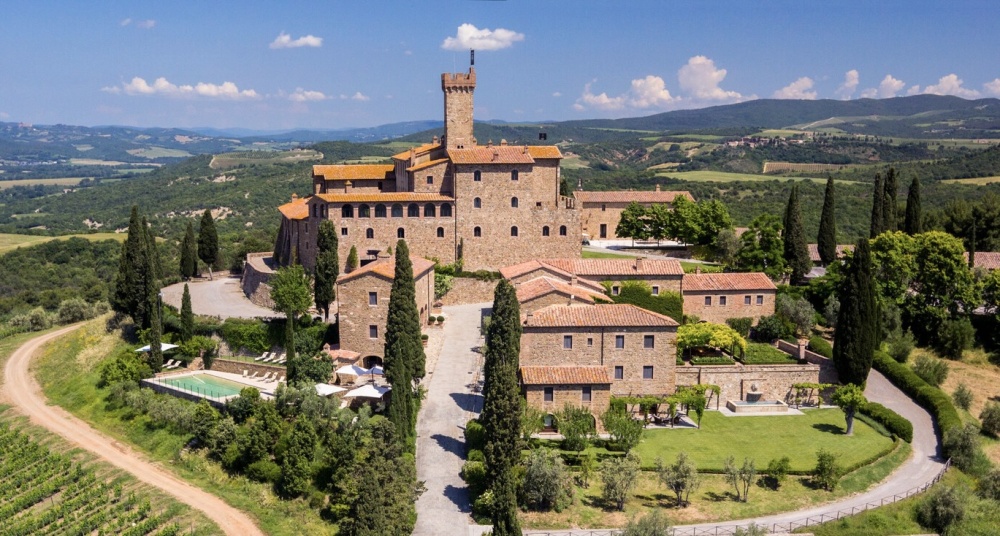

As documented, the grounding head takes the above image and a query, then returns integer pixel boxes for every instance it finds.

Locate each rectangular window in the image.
[744,295,752,305]
[587,337,594,347]
[582,386,592,402]
[368,325,378,339]
[643,366,654,379]
[368,292,378,306]
[612,286,620,296]
[601,204,607,212]
[426,175,433,184]
[615,335,625,349]
[704,296,712,306]
[543,387,553,402]
[563,335,573,349]
[652,286,660,296]
[720,296,727,306]
[614,366,624,380]
[644,335,654,349]
[341,227,348,236]
[756,295,764,305]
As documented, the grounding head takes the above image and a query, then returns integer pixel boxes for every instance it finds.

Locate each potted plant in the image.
[421,334,429,347]
[437,315,445,325]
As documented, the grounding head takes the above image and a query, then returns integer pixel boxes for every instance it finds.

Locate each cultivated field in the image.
[0,177,85,189]
[941,175,1000,185]
[69,158,126,166]
[0,233,125,255]
[763,161,852,174]
[656,170,836,184]
[127,147,194,159]
[209,149,323,169]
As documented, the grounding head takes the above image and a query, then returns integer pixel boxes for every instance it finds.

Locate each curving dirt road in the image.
[0,325,264,536]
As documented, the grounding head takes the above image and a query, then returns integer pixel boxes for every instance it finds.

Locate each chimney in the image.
[432,135,439,145]
[635,257,645,271]
[571,275,578,286]
[655,184,661,192]
[695,265,701,274]
[345,180,352,192]
[500,138,508,146]
[291,193,298,201]
[525,311,533,325]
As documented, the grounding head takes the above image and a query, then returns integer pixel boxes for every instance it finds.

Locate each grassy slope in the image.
[0,232,126,255]
[32,320,336,536]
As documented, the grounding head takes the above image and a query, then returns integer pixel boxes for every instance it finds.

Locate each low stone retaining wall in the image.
[676,363,821,405]
[211,358,285,378]
[777,339,840,384]
[241,252,275,309]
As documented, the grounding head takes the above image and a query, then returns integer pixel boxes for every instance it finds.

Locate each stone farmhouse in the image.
[681,272,777,325]
[335,255,435,367]
[500,257,685,297]
[271,65,580,273]
[575,187,694,241]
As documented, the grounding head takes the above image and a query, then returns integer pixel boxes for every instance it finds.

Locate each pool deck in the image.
[146,369,280,403]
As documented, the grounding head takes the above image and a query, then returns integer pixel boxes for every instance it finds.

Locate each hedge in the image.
[860,401,914,443]
[808,336,833,358]
[872,351,963,448]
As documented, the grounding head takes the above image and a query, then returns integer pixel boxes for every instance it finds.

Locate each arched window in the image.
[511,197,519,208]
[341,205,354,218]
[511,170,519,181]
[374,204,387,218]
[358,204,370,218]
[397,228,405,239]
[440,203,452,217]
[424,203,436,217]
[391,204,403,218]
[542,226,550,236]
[366,228,374,239]
[474,227,482,237]
[407,203,420,217]
[511,226,519,237]
[559,225,567,236]
[436,227,445,238]
[473,197,482,209]
[473,170,482,182]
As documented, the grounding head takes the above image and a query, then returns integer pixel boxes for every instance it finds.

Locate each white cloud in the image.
[269,32,323,49]
[677,56,743,101]
[0,112,9,120]
[575,81,626,111]
[628,75,678,108]
[108,76,259,100]
[861,74,906,98]
[920,74,981,98]
[289,88,327,102]
[984,79,1000,97]
[836,70,859,99]
[441,23,524,51]
[120,18,131,26]
[552,92,562,97]
[907,85,921,96]
[772,77,817,100]
[350,92,369,101]
[120,18,155,29]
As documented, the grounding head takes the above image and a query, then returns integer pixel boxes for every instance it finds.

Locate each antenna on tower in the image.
[470,49,475,67]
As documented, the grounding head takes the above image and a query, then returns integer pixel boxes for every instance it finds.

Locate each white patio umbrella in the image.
[342,384,390,399]
[368,365,384,376]
[314,383,348,397]
[135,343,179,353]
[335,364,369,376]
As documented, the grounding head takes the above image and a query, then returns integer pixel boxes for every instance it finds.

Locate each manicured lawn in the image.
[633,409,893,472]
[582,249,636,259]
[680,261,723,273]
[740,342,799,364]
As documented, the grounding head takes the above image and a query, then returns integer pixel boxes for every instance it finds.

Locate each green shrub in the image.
[690,355,735,366]
[466,449,485,463]
[608,281,683,322]
[912,354,949,387]
[471,490,495,520]
[886,329,915,363]
[952,383,973,411]
[220,318,270,354]
[936,317,974,360]
[980,402,1000,437]
[765,456,791,490]
[522,448,572,512]
[725,317,753,338]
[872,351,962,446]
[859,402,913,443]
[98,347,153,387]
[943,424,985,475]
[465,419,486,452]
[751,315,792,342]
[916,485,965,534]
[57,298,95,324]
[977,469,1000,501]
[807,336,833,358]
[813,448,841,491]
[460,460,488,497]
[246,459,281,483]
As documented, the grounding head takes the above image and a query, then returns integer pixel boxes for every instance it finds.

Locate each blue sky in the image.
[2,0,999,130]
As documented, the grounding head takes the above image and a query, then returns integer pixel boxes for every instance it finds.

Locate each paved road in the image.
[162,275,278,319]
[413,302,490,536]
[1,325,265,536]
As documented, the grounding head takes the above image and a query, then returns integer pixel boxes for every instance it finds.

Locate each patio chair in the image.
[276,376,285,384]
[242,370,248,378]
[249,371,260,379]
[161,359,174,369]
[264,372,277,382]
[254,352,267,362]
[276,358,286,365]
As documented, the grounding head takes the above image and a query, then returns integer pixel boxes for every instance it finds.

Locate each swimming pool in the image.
[159,373,250,398]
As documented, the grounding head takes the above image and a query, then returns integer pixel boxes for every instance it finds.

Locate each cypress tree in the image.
[198,209,219,280]
[148,286,163,370]
[817,176,838,265]
[142,216,162,281]
[384,240,425,448]
[969,220,977,269]
[882,167,899,232]
[833,239,879,386]
[904,176,923,235]
[480,279,523,535]
[180,221,197,279]
[870,173,885,239]
[111,206,155,328]
[782,186,812,284]
[346,245,359,273]
[180,284,194,342]
[314,221,339,320]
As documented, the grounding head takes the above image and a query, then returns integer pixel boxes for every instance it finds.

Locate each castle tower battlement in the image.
[442,67,476,150]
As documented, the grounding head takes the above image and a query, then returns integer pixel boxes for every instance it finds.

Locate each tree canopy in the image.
[676,322,747,356]
[269,265,312,360]
[734,214,785,280]
[314,220,339,320]
[197,208,219,279]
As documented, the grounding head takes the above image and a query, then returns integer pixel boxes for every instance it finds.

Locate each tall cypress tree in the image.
[882,167,899,232]
[180,283,194,342]
[198,209,219,280]
[314,221,339,320]
[480,279,523,535]
[111,206,155,328]
[142,216,162,281]
[782,186,812,284]
[817,177,838,265]
[833,239,879,386]
[346,245,359,273]
[384,240,425,448]
[969,220,977,269]
[870,173,885,239]
[904,176,922,235]
[148,287,163,369]
[180,221,197,279]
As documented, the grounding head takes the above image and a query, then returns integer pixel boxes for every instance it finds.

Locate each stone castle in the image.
[273,66,580,272]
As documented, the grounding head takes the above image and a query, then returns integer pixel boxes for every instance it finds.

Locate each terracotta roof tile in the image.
[448,146,536,164]
[392,143,440,160]
[406,158,449,172]
[526,146,563,159]
[500,259,574,281]
[516,277,607,304]
[313,164,394,181]
[278,197,309,220]
[964,251,1000,270]
[682,272,777,292]
[315,192,454,203]
[338,255,435,284]
[806,244,854,263]
[541,258,684,277]
[523,303,679,328]
[520,366,610,385]
[574,190,695,204]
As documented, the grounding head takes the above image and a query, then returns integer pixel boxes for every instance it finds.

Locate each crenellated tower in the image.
[441,67,476,150]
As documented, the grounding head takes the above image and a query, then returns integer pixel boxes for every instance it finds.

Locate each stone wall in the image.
[777,339,839,384]
[336,268,434,361]
[676,363,821,404]
[327,203,458,271]
[438,278,497,306]
[241,253,275,309]
[683,289,776,325]
[524,384,611,433]
[211,359,287,379]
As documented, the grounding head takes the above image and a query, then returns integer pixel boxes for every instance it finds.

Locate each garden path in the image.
[413,302,490,536]
[0,325,264,536]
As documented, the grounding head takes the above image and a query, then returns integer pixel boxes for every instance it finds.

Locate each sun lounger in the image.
[161,359,174,369]
[263,356,276,363]
[243,370,248,378]
[276,376,285,384]
[249,371,260,379]
[255,352,270,362]
[276,358,286,365]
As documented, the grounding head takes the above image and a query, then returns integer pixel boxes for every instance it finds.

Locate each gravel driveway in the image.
[162,275,278,319]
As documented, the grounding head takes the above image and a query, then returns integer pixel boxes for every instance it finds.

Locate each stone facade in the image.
[336,256,435,363]
[575,187,694,240]
[523,383,611,432]
[681,272,777,325]
[675,363,821,406]
[240,252,276,309]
